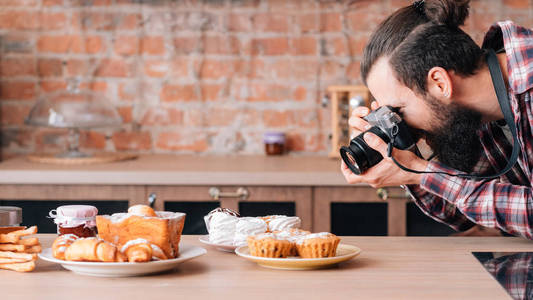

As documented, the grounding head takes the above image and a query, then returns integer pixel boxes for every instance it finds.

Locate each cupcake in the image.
[247,233,293,258]
[233,217,268,247]
[295,232,340,258]
[273,228,311,256]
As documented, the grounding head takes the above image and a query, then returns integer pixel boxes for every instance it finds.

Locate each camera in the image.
[340,106,418,175]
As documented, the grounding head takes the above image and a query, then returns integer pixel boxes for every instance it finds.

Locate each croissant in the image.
[64,238,127,262]
[150,244,168,260]
[52,234,79,260]
[121,240,153,262]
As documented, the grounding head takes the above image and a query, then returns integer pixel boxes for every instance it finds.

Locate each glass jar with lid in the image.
[263,132,286,156]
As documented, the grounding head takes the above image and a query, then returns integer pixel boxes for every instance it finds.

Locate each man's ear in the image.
[427,67,453,104]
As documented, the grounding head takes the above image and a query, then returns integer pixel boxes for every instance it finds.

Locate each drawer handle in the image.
[376,188,410,200]
[209,187,249,201]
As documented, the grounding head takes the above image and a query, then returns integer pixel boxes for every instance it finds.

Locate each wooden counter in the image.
[0,155,350,186]
[4,234,533,299]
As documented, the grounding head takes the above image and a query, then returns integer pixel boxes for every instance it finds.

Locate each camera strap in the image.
[388,49,520,179]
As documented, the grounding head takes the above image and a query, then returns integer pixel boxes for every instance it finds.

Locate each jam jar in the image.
[263,132,286,156]
[49,205,98,237]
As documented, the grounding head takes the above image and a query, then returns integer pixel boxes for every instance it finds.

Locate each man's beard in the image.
[415,98,484,173]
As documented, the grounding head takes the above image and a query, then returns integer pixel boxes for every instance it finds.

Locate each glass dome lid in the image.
[25,91,122,129]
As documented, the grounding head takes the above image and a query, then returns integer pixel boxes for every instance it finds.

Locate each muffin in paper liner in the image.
[272,228,311,256]
[247,234,293,258]
[295,233,340,258]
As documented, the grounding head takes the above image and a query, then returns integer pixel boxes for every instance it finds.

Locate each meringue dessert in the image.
[207,211,239,245]
[203,208,302,246]
[234,217,268,247]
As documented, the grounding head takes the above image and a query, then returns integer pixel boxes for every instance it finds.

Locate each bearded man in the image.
[341,0,533,238]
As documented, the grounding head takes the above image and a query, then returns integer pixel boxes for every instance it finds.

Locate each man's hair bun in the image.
[423,0,471,27]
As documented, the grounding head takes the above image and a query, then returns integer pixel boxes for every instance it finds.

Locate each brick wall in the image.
[0,0,531,157]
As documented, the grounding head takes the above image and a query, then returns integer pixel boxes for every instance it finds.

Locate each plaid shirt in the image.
[406,21,533,239]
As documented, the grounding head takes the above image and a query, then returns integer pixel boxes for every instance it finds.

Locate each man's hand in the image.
[341,102,428,188]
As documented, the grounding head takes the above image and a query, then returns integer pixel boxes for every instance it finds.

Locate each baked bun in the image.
[128,205,157,217]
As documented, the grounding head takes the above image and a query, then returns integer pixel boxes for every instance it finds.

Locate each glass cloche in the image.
[25,91,122,158]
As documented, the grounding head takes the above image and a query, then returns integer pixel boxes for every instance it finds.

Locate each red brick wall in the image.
[0,0,531,157]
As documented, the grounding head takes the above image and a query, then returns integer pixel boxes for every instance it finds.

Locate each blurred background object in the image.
[0,0,529,159]
[25,90,122,159]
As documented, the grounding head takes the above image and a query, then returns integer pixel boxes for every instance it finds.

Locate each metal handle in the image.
[376,188,410,201]
[209,187,249,201]
[148,193,157,208]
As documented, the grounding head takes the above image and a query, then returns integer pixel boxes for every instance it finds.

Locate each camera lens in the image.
[340,126,390,175]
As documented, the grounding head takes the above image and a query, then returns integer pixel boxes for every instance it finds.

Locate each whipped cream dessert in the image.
[250,229,309,242]
[233,217,268,246]
[207,212,239,245]
[204,207,302,246]
[295,232,333,245]
[273,229,309,242]
[204,207,239,232]
[267,216,301,232]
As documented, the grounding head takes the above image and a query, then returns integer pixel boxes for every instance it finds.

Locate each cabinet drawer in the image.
[147,186,312,232]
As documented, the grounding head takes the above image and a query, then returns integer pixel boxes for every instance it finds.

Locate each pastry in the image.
[63,237,127,262]
[121,239,153,262]
[0,226,39,272]
[207,212,239,245]
[96,205,185,259]
[265,216,301,232]
[52,234,78,260]
[119,238,168,262]
[233,217,268,247]
[273,228,311,256]
[0,261,35,272]
[295,232,340,258]
[247,233,294,258]
[204,208,305,247]
[204,207,239,233]
[128,204,157,217]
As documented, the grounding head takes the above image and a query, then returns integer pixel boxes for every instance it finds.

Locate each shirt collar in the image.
[482,21,533,94]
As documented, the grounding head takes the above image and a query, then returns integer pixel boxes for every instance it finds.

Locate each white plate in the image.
[235,244,361,270]
[198,235,238,252]
[38,244,207,277]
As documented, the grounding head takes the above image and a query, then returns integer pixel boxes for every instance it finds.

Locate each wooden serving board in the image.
[26,153,138,165]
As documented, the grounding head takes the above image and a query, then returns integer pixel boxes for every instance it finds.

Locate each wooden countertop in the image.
[0,155,353,186]
[5,234,533,299]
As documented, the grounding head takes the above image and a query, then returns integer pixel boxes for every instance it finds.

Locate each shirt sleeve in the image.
[420,161,533,239]
[405,184,475,232]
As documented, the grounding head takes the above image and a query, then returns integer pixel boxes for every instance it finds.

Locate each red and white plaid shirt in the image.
[406,21,533,239]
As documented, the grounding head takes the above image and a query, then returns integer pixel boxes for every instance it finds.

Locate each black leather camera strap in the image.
[389,49,520,179]
[479,49,520,178]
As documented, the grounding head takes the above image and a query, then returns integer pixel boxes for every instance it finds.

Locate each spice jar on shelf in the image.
[49,205,98,237]
[263,132,286,156]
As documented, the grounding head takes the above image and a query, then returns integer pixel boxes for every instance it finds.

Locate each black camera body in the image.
[340,106,417,175]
